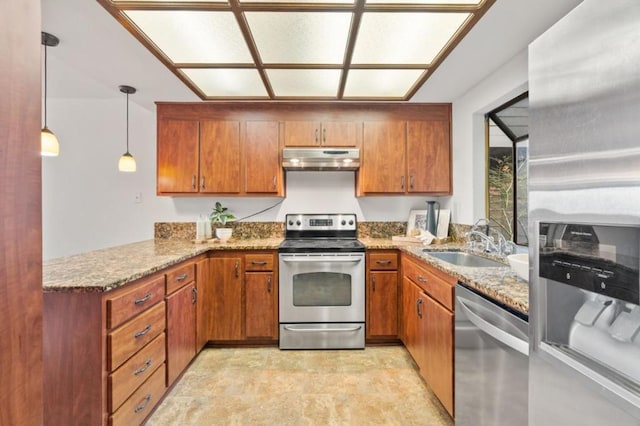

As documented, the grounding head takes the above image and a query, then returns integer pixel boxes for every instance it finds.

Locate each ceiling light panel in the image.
[241,0,353,3]
[267,69,341,97]
[181,68,268,97]
[344,69,425,98]
[366,0,482,4]
[351,12,470,65]
[245,12,352,64]
[124,11,252,63]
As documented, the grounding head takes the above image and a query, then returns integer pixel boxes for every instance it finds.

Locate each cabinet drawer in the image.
[245,253,274,271]
[369,252,398,270]
[108,302,166,371]
[166,262,195,294]
[109,363,166,426]
[403,257,454,310]
[107,275,166,330]
[109,333,166,412]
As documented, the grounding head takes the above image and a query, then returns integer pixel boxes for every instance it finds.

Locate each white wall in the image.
[445,49,530,225]
[42,97,434,259]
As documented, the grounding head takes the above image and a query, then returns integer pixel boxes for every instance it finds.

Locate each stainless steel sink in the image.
[423,251,506,268]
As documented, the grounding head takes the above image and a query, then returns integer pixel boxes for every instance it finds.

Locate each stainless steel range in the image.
[279,213,365,349]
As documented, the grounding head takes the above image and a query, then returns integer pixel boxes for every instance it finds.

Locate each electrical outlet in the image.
[135,192,142,203]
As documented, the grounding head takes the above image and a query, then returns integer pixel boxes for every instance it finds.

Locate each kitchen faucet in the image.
[465,218,516,256]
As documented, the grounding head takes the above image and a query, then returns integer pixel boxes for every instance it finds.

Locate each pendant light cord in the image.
[43,43,48,127]
[126,92,129,153]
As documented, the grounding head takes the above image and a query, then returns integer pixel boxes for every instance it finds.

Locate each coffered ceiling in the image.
[98,0,495,100]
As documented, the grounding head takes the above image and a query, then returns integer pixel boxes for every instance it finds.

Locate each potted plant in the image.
[209,201,236,241]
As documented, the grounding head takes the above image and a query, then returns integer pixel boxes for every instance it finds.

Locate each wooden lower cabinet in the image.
[245,272,277,339]
[208,256,244,340]
[366,250,400,341]
[206,251,278,343]
[166,281,197,386]
[401,254,454,416]
[195,257,210,351]
[44,257,203,426]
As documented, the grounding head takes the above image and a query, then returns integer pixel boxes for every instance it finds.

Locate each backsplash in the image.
[155,221,466,241]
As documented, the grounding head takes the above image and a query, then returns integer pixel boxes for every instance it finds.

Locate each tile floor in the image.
[147,346,453,425]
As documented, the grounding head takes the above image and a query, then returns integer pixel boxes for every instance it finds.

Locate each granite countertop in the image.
[361,237,529,315]
[43,236,528,316]
[42,238,282,293]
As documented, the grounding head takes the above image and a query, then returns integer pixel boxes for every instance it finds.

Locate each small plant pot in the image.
[215,228,233,241]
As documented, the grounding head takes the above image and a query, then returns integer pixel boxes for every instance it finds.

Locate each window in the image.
[486,92,529,245]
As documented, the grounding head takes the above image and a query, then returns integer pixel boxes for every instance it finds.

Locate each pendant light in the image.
[41,32,60,157]
[118,85,137,172]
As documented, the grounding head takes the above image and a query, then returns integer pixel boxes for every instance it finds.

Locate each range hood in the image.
[282,148,360,171]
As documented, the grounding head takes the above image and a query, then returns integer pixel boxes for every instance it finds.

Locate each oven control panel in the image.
[285,214,357,232]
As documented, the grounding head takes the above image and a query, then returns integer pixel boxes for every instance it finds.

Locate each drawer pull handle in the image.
[235,260,239,278]
[376,260,392,265]
[417,275,428,284]
[267,276,272,292]
[134,394,152,413]
[134,293,152,305]
[176,273,189,281]
[416,298,423,319]
[251,261,268,265]
[372,275,376,291]
[134,324,152,339]
[134,359,152,376]
[192,286,198,304]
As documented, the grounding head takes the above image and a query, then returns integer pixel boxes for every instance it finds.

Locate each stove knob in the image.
[349,220,354,225]
[341,220,346,226]
[288,220,294,226]
[296,220,302,226]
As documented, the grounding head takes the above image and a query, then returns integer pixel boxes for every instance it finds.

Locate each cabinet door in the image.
[367,271,398,338]
[423,294,454,415]
[407,120,451,194]
[245,121,281,194]
[199,121,240,194]
[166,283,196,386]
[361,121,406,193]
[208,257,243,340]
[245,272,277,339]
[157,119,199,193]
[283,121,321,146]
[321,121,358,147]
[195,258,209,352]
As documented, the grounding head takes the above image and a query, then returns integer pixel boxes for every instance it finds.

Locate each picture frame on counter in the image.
[407,210,428,236]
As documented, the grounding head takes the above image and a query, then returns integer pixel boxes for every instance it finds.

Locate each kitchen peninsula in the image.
[42,228,527,425]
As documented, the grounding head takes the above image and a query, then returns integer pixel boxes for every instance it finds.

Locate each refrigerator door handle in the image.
[457,295,529,356]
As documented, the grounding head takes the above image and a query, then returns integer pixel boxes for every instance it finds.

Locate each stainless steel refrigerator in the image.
[528,0,640,424]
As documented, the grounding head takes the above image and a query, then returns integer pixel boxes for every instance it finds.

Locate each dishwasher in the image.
[455,283,529,425]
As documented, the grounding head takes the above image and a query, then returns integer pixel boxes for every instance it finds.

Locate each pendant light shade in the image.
[118,85,137,172]
[41,32,60,157]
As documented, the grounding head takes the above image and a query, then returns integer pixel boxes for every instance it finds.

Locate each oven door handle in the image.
[283,325,363,332]
[281,257,362,263]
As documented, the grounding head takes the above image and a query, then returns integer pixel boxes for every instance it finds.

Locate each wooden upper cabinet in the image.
[283,121,358,147]
[157,119,199,193]
[199,120,240,194]
[360,121,407,194]
[407,121,451,194]
[245,121,281,194]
